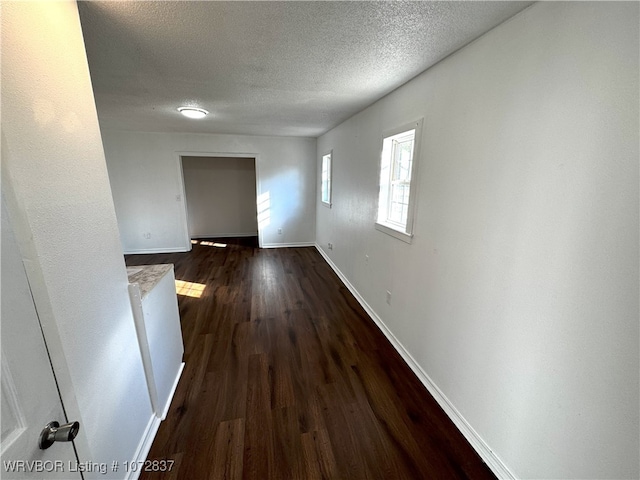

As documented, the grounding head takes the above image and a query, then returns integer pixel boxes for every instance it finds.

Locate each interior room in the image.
[1,2,638,480]
[180,155,259,242]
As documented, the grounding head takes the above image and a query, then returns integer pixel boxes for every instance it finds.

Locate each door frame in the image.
[175,151,263,248]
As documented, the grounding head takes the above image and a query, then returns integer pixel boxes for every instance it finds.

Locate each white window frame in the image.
[321,150,332,208]
[375,119,423,243]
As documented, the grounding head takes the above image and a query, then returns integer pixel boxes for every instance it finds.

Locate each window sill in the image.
[321,201,332,209]
[375,222,413,244]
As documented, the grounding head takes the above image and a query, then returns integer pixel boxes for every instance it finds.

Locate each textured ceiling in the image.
[78,1,532,138]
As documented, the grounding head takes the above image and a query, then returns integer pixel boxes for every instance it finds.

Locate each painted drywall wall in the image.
[102,130,316,252]
[182,156,258,238]
[1,2,153,478]
[316,2,639,479]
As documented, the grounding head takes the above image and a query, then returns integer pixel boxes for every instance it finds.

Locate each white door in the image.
[1,198,81,479]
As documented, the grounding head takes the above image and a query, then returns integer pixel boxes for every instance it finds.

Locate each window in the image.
[321,151,332,207]
[376,119,422,242]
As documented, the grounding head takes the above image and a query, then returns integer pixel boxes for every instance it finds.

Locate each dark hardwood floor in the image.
[127,238,495,480]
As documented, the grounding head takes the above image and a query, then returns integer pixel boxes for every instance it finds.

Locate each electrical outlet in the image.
[176,194,181,201]
[328,242,333,250]
[386,290,392,305]
[365,254,369,261]
[278,228,282,234]
[143,232,151,239]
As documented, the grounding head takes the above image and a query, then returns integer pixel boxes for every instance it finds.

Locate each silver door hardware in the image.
[39,421,80,449]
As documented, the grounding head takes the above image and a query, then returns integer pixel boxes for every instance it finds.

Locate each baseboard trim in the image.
[314,243,516,480]
[192,233,257,239]
[261,242,315,249]
[159,362,185,420]
[124,246,190,255]
[126,414,162,480]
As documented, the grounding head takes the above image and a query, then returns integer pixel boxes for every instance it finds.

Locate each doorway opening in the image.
[178,154,261,248]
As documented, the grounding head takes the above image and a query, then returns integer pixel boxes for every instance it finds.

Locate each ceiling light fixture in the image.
[177,107,208,119]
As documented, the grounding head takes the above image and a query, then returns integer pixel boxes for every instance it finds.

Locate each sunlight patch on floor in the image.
[199,241,227,247]
[175,279,206,298]
[191,240,227,248]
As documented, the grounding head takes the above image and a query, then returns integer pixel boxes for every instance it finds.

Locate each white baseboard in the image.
[159,362,185,420]
[124,246,190,255]
[126,364,184,479]
[126,414,162,480]
[314,244,516,480]
[192,233,257,238]
[261,242,315,249]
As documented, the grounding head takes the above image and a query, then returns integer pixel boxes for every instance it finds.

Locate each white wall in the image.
[102,130,316,252]
[182,156,258,238]
[316,3,639,479]
[1,2,153,478]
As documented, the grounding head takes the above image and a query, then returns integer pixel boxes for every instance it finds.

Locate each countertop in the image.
[127,264,174,299]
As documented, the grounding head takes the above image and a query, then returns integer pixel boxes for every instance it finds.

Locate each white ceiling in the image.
[78,1,532,138]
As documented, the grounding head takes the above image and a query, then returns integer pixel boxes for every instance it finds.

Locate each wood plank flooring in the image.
[127,238,495,480]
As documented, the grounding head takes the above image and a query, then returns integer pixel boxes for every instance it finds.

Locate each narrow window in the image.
[376,120,422,242]
[321,151,332,207]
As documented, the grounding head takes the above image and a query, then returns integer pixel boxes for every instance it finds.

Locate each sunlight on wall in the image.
[258,170,302,235]
[174,279,206,298]
[257,191,271,228]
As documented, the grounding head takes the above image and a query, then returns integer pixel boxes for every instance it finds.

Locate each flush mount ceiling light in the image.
[177,107,208,119]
